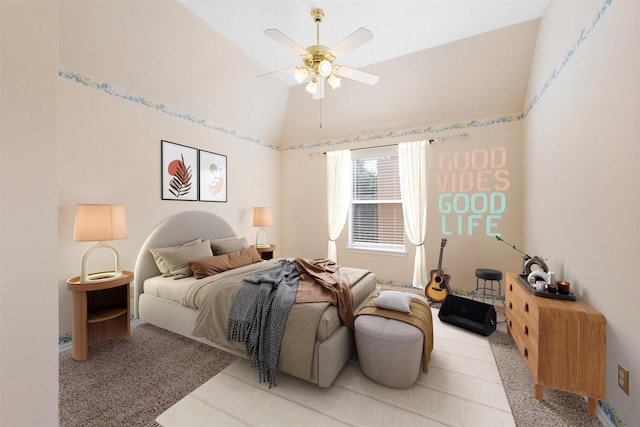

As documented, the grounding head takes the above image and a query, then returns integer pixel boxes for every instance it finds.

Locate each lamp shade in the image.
[251,207,273,228]
[74,204,127,242]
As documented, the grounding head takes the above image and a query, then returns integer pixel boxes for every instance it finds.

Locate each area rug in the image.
[59,323,237,427]
[156,309,515,426]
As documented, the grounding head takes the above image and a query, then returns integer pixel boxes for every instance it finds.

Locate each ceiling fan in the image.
[259,8,379,100]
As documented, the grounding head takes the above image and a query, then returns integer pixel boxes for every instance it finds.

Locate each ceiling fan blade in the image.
[257,66,296,79]
[334,66,379,86]
[328,27,373,59]
[264,29,311,59]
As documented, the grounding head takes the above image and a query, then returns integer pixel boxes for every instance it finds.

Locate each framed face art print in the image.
[198,150,227,202]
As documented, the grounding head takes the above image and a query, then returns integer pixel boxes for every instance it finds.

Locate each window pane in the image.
[351,152,404,249]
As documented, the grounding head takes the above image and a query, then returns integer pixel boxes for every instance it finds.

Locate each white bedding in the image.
[143,260,280,308]
[134,210,379,387]
[143,275,199,307]
[143,258,376,342]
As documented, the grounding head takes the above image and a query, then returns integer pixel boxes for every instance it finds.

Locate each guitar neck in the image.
[437,247,444,275]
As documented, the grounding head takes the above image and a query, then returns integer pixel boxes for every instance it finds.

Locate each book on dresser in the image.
[505,272,606,416]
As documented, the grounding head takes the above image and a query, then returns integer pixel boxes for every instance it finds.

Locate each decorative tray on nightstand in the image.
[518,274,577,301]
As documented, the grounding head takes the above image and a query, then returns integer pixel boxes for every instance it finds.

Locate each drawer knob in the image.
[509,302,513,311]
[524,302,529,313]
[509,284,513,292]
[525,325,529,336]
[524,348,528,359]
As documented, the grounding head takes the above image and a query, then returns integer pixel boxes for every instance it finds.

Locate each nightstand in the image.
[252,244,276,260]
[66,270,133,361]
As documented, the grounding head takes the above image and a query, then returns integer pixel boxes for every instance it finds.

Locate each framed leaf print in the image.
[161,140,197,201]
[198,150,227,202]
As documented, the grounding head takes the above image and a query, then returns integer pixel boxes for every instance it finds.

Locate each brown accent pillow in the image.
[188,247,262,279]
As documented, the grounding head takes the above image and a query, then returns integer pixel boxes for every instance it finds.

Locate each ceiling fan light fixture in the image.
[317,59,332,77]
[327,74,341,90]
[294,66,310,83]
[305,78,318,94]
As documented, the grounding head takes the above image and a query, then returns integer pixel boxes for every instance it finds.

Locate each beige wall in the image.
[280,121,524,290]
[279,21,535,290]
[56,2,537,336]
[523,1,639,425]
[57,1,287,337]
[1,1,59,425]
[279,19,539,145]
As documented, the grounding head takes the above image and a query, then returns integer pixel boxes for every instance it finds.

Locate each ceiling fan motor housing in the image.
[311,9,325,23]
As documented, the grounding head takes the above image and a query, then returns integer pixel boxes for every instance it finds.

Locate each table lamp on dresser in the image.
[73,204,127,283]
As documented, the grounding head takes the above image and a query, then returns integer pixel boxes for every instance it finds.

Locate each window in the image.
[349,149,405,252]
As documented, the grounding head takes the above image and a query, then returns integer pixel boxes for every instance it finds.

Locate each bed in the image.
[133,210,378,387]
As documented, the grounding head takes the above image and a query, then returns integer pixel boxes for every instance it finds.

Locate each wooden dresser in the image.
[505,272,606,415]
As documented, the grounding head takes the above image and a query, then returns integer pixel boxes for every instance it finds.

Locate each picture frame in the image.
[198,150,227,202]
[161,140,198,201]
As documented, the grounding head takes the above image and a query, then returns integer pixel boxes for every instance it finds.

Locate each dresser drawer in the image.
[505,272,606,416]
[508,278,540,327]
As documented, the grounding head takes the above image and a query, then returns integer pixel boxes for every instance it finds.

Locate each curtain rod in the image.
[319,132,468,155]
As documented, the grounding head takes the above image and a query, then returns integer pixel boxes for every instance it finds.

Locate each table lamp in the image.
[74,204,128,283]
[250,207,272,248]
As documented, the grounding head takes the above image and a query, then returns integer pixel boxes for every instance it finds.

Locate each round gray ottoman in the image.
[354,315,424,388]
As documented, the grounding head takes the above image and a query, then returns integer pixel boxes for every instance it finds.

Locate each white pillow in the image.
[372,291,427,313]
[210,236,248,255]
[158,239,213,279]
[150,238,203,274]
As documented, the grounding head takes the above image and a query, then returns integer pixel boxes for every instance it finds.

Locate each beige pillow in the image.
[149,238,203,274]
[159,239,213,279]
[210,236,248,255]
[189,247,262,279]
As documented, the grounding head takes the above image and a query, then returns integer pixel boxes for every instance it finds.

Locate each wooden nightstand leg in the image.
[72,291,88,361]
[535,384,544,401]
[587,397,598,415]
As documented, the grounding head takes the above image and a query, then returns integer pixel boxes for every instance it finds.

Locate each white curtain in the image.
[326,150,352,262]
[398,140,429,289]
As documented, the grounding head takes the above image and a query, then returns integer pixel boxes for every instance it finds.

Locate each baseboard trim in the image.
[598,400,625,427]
[58,318,144,353]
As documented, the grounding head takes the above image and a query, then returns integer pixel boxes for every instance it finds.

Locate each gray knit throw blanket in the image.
[226,259,300,387]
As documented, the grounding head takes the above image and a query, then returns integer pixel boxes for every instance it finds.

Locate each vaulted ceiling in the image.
[180,0,549,84]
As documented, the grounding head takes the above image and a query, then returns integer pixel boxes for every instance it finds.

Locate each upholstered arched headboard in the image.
[133,211,236,317]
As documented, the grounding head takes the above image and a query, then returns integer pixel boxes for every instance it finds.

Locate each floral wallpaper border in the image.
[58,69,279,152]
[522,0,613,119]
[58,0,613,154]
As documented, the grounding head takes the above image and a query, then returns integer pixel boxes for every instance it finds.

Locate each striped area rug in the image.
[157,308,514,426]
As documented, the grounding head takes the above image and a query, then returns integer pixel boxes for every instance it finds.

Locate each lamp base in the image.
[84,270,123,283]
[255,228,269,248]
[80,241,123,283]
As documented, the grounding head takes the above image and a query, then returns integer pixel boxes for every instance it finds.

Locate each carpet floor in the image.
[489,319,602,427]
[60,309,603,426]
[59,323,237,427]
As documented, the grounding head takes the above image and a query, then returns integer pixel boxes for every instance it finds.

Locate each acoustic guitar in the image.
[425,238,452,303]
